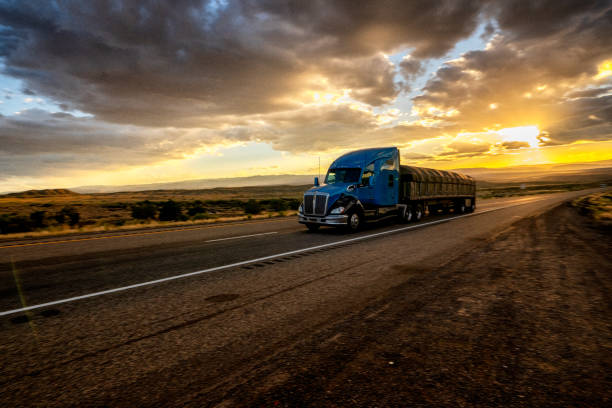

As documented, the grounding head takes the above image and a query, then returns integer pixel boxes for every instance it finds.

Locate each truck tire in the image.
[346,211,362,232]
[414,204,423,221]
[403,206,413,223]
[457,201,466,214]
[306,223,320,231]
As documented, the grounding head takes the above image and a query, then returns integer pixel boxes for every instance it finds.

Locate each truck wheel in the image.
[457,201,466,214]
[306,223,320,231]
[414,205,423,221]
[403,207,413,223]
[346,211,362,232]
[468,202,475,212]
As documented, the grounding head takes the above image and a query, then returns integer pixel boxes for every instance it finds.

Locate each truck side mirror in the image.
[314,177,319,186]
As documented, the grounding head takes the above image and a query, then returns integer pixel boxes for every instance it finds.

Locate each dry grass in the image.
[572,191,612,225]
[0,186,305,239]
[477,181,608,199]
[0,211,298,240]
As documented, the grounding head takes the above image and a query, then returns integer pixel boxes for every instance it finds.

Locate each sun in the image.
[496,125,540,148]
[595,60,612,79]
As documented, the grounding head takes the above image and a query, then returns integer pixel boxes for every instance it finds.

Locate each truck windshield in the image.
[325,168,362,184]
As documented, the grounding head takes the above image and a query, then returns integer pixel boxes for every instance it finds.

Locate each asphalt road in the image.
[0,189,607,407]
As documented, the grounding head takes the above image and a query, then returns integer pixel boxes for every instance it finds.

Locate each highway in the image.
[0,189,609,407]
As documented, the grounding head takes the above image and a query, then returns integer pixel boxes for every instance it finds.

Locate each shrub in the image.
[268,199,288,212]
[131,201,157,220]
[192,213,214,220]
[29,211,47,228]
[158,200,184,221]
[0,214,32,234]
[54,211,66,224]
[54,206,80,226]
[244,199,262,215]
[187,200,207,216]
[287,199,301,210]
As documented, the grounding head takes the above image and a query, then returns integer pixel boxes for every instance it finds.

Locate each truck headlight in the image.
[298,203,303,213]
[330,206,345,214]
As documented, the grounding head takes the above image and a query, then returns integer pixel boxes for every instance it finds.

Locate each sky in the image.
[0,0,611,192]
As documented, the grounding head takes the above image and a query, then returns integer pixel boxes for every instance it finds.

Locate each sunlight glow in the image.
[595,60,612,79]
[497,125,540,148]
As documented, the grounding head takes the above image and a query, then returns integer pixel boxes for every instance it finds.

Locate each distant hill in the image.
[3,188,79,198]
[4,160,611,196]
[71,162,612,193]
[455,161,612,184]
[72,174,316,194]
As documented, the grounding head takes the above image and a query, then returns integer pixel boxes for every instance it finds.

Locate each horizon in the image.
[2,157,611,195]
[0,1,611,192]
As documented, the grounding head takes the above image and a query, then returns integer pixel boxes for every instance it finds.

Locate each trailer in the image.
[298,147,475,231]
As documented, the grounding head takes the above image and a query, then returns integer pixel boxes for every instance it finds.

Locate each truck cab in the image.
[298,147,400,231]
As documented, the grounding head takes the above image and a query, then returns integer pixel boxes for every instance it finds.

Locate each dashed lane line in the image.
[0,218,293,249]
[205,231,278,242]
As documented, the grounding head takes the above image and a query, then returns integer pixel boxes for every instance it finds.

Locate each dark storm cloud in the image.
[414,0,612,141]
[0,0,484,126]
[490,0,608,41]
[547,95,612,144]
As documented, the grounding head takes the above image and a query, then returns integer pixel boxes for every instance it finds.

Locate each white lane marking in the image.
[0,218,293,249]
[0,201,543,317]
[205,231,278,242]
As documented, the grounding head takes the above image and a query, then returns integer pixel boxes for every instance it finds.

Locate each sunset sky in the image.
[0,0,611,192]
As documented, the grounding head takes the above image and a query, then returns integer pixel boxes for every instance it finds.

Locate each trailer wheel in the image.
[306,223,320,231]
[414,205,423,221]
[346,211,362,232]
[457,201,466,214]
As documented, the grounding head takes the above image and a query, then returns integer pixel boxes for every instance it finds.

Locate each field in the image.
[572,191,612,226]
[0,181,609,238]
[0,186,306,237]
[475,180,609,199]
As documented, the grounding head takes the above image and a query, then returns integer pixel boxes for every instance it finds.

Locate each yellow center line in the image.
[0,218,294,249]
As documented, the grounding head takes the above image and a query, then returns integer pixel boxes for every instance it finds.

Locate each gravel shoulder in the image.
[223,203,612,407]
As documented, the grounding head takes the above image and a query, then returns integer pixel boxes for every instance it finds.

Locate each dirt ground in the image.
[220,203,611,407]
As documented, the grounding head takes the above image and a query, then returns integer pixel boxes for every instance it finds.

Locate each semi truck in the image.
[298,147,476,231]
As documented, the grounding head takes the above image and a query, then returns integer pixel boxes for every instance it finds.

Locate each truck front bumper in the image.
[298,214,348,226]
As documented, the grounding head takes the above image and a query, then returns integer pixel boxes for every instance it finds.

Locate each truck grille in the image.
[304,194,314,214]
[303,193,328,216]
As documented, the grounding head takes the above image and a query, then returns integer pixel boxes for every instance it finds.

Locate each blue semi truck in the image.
[298,147,476,231]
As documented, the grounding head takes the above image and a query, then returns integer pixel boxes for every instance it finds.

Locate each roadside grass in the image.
[0,186,304,239]
[0,210,298,240]
[477,181,609,199]
[571,191,612,226]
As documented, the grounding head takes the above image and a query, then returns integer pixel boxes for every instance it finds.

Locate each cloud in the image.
[0,106,445,177]
[500,141,530,150]
[0,109,250,177]
[0,0,485,127]
[413,1,612,145]
[399,55,424,90]
[0,1,611,183]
